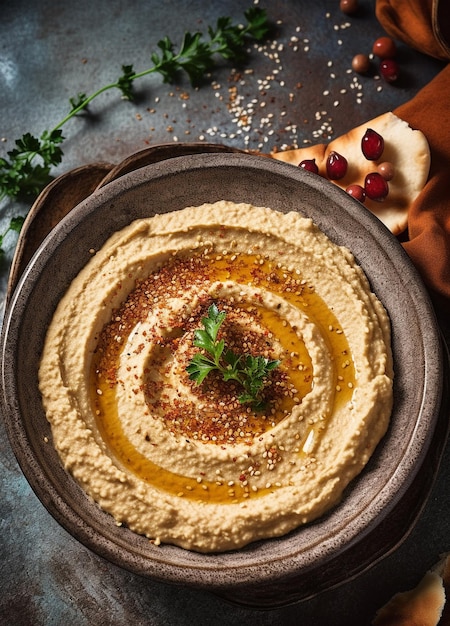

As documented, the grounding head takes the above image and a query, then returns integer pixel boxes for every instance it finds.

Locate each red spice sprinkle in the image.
[93,251,306,446]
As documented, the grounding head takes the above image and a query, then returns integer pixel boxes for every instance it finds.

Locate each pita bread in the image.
[271,112,430,236]
[372,553,450,625]
[372,571,445,625]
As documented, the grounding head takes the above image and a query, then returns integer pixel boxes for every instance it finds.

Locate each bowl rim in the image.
[0,151,444,592]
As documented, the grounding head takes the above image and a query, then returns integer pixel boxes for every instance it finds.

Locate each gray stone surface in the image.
[1,1,448,624]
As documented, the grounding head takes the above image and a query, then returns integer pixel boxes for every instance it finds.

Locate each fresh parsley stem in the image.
[0,7,269,259]
[52,84,116,131]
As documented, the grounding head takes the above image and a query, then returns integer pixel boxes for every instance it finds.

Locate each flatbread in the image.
[372,553,450,625]
[372,571,445,625]
[271,112,430,235]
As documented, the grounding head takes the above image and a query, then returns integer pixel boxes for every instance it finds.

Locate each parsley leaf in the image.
[117,64,136,100]
[186,303,280,409]
[0,215,25,262]
[69,92,88,112]
[0,130,64,201]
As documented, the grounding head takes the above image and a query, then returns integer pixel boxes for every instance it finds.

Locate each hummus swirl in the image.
[39,201,393,552]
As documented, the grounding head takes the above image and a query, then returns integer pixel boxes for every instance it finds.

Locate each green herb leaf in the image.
[69,92,88,112]
[208,17,247,63]
[200,303,226,342]
[186,353,218,385]
[9,215,25,232]
[186,303,280,409]
[117,64,136,100]
[244,7,272,41]
[0,130,64,200]
[0,215,26,259]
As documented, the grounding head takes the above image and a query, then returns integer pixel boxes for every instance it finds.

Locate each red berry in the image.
[298,158,319,174]
[380,59,399,83]
[361,128,384,161]
[364,172,389,201]
[377,161,395,181]
[346,184,366,203]
[326,151,348,180]
[372,36,397,59]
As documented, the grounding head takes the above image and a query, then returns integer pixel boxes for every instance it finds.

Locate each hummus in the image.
[39,201,394,553]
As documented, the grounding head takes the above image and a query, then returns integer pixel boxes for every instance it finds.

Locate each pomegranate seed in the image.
[361,128,384,160]
[298,158,319,174]
[346,184,366,203]
[364,172,389,201]
[380,59,399,83]
[352,53,370,74]
[372,36,397,59]
[326,151,348,180]
[340,0,358,14]
[377,161,395,181]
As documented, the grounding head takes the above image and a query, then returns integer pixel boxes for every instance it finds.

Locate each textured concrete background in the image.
[1,1,448,624]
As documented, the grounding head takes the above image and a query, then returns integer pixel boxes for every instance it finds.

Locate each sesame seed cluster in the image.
[93,251,312,448]
[139,5,390,154]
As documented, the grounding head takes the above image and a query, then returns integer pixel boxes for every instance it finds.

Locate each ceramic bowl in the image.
[0,152,446,608]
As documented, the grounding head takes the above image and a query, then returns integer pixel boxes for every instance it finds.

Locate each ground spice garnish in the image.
[92,250,312,446]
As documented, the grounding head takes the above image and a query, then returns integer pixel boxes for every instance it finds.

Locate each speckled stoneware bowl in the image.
[0,152,446,608]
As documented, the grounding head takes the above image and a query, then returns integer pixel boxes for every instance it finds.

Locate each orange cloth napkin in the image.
[376,0,450,60]
[376,0,450,308]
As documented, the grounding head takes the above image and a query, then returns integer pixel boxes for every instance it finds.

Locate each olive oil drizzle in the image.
[90,252,355,503]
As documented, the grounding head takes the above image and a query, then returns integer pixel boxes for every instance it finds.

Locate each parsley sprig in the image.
[0,8,270,259]
[186,303,280,410]
[0,216,25,255]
